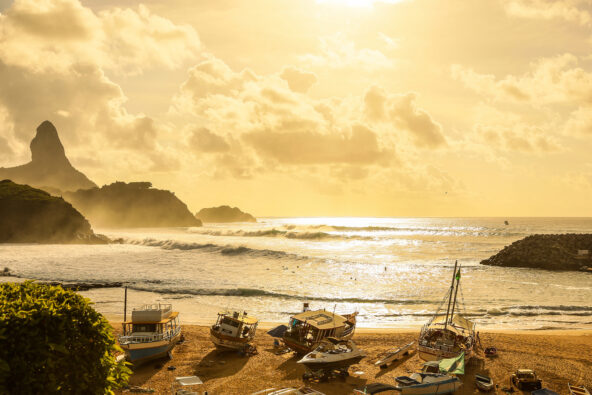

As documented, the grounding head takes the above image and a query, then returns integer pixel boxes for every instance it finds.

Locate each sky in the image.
[1,0,592,217]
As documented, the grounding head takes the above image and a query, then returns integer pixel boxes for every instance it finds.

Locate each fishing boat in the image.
[297,338,365,371]
[210,310,258,351]
[569,384,591,395]
[282,306,357,354]
[394,373,462,395]
[475,374,494,391]
[417,261,476,361]
[118,303,181,365]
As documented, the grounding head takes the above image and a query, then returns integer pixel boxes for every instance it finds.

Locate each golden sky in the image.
[1,0,592,217]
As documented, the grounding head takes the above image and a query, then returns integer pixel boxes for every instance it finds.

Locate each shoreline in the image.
[113,324,592,394]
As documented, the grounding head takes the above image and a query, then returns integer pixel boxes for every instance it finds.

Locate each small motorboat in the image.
[375,341,414,368]
[475,374,494,392]
[394,373,462,395]
[569,384,591,395]
[252,387,325,395]
[484,347,497,357]
[118,303,181,365]
[297,338,366,371]
[210,310,258,351]
[354,383,399,394]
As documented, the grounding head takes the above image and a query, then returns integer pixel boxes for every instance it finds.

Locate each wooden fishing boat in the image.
[282,306,357,354]
[569,384,591,395]
[475,374,494,391]
[118,303,181,365]
[418,261,476,361]
[210,310,258,351]
[375,341,415,368]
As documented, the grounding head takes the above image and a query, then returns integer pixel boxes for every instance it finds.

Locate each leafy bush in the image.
[0,282,130,394]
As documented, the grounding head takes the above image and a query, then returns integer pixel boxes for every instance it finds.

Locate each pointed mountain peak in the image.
[30,120,67,164]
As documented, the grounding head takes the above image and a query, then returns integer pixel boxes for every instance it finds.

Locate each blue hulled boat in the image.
[118,303,181,365]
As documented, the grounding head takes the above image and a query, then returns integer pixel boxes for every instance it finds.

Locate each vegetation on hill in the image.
[0,179,106,243]
[195,205,257,223]
[66,181,202,228]
[0,282,130,394]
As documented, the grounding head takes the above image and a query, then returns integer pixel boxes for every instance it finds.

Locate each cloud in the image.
[280,66,318,93]
[501,0,592,25]
[190,127,231,153]
[389,93,446,148]
[299,33,393,72]
[0,0,201,74]
[244,124,391,165]
[451,54,592,104]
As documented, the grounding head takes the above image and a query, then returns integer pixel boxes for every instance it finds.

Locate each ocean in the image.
[2,217,591,329]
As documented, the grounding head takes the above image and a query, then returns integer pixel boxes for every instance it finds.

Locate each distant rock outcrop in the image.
[195,205,256,223]
[0,180,106,244]
[65,181,202,228]
[0,121,96,193]
[481,234,592,271]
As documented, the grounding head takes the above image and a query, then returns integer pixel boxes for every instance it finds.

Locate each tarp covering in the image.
[267,325,288,338]
[431,314,474,332]
[438,352,464,375]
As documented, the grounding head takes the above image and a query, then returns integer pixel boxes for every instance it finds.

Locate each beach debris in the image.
[484,347,497,357]
[476,373,494,392]
[353,371,365,376]
[218,360,226,364]
[532,390,560,395]
[569,384,591,395]
[167,365,176,371]
[354,383,398,394]
[511,369,542,391]
[172,376,203,394]
[0,267,11,276]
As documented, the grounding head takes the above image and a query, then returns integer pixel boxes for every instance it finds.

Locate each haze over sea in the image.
[2,217,591,330]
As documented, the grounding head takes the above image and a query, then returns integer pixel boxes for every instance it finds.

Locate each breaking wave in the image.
[119,238,304,260]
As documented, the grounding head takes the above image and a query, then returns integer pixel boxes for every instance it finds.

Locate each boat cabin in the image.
[283,309,356,353]
[212,311,258,339]
[122,304,180,340]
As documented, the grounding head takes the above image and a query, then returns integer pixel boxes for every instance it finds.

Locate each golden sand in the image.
[114,325,592,395]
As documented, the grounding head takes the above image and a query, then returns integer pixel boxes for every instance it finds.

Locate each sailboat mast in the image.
[443,260,458,330]
[450,265,461,322]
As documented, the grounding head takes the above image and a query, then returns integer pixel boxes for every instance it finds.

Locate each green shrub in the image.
[0,281,130,394]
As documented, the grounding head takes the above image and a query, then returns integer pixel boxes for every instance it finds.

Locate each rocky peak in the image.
[30,121,68,165]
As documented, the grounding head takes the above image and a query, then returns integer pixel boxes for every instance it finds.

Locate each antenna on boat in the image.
[443,260,458,330]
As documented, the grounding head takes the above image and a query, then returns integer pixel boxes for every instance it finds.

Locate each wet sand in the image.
[113,325,592,395]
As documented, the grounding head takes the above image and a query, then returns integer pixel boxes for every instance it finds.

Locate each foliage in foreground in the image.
[0,281,130,394]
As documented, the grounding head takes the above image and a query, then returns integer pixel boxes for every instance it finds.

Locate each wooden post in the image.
[123,286,128,324]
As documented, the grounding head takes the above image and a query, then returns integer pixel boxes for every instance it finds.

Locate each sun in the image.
[316,0,404,7]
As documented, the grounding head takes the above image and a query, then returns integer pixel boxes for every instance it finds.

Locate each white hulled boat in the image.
[417,261,476,361]
[297,337,366,371]
[118,303,181,365]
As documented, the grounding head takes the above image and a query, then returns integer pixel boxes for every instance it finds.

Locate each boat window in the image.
[132,324,157,332]
[221,317,240,328]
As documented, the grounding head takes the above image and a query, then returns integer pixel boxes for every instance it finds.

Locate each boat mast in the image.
[450,265,461,322]
[443,260,458,330]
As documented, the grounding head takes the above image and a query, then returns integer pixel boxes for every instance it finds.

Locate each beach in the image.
[114,324,592,394]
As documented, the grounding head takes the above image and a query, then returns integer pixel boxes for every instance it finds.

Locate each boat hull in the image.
[417,344,472,362]
[398,378,462,395]
[283,330,355,355]
[120,334,179,365]
[210,328,252,350]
